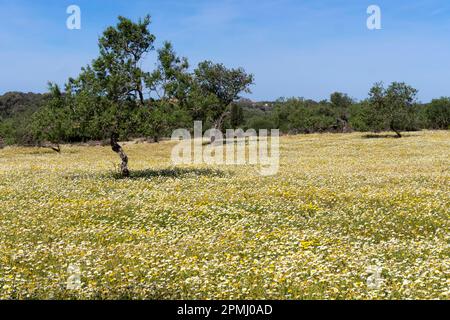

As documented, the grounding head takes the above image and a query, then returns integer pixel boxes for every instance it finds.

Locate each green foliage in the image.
[330,92,353,110]
[193,61,254,129]
[348,102,371,132]
[95,15,155,105]
[146,41,191,105]
[366,82,419,137]
[137,101,191,142]
[0,92,46,118]
[425,98,450,129]
[30,84,70,146]
[0,92,48,145]
[246,116,276,131]
[330,92,353,132]
[33,15,158,146]
[230,103,244,128]
[271,98,336,133]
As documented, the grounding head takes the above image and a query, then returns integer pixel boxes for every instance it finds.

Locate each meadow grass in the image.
[0,131,448,299]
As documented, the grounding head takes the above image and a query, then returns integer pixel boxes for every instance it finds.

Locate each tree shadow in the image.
[113,167,227,180]
[362,133,419,139]
[202,138,263,146]
[362,134,402,139]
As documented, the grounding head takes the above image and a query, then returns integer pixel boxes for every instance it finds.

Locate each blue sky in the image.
[1,0,450,102]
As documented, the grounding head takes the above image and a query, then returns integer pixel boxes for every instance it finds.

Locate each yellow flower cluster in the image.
[0,131,448,299]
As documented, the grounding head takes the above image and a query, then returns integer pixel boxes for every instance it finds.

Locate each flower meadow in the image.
[0,131,448,300]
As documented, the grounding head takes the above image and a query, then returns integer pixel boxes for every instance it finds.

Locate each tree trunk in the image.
[390,122,402,138]
[110,134,130,177]
[138,89,145,106]
[394,130,402,138]
[341,119,351,133]
[50,144,61,153]
[211,111,229,144]
[39,142,61,153]
[342,121,351,133]
[336,118,351,133]
[214,112,228,132]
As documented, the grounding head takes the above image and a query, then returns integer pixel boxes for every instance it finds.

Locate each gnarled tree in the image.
[66,16,156,176]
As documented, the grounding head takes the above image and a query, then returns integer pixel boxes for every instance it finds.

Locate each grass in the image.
[0,131,448,299]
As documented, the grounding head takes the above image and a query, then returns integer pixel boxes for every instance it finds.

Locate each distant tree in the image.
[348,102,371,132]
[0,92,46,118]
[367,82,418,137]
[0,92,48,145]
[274,98,335,134]
[193,61,254,131]
[272,98,292,133]
[330,92,353,133]
[235,98,254,109]
[247,116,276,131]
[30,84,68,152]
[426,98,450,129]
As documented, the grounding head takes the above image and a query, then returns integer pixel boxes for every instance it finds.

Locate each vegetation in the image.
[365,82,419,138]
[0,92,48,146]
[0,131,448,299]
[193,60,254,131]
[4,83,447,148]
[425,98,450,129]
[1,16,448,155]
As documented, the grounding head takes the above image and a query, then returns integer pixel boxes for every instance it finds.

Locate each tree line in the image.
[0,16,449,175]
[240,85,449,138]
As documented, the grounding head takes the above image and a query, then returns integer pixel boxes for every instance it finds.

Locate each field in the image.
[0,131,449,299]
